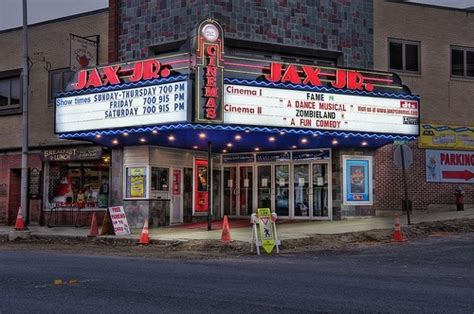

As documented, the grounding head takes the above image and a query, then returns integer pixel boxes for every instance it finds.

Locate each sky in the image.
[0,0,473,31]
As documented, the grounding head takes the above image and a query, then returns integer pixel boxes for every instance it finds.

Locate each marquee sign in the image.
[195,18,224,123]
[56,80,188,133]
[224,84,418,135]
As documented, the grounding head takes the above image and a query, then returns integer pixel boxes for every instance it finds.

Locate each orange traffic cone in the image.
[221,215,232,242]
[392,214,407,242]
[137,219,150,245]
[88,213,99,237]
[14,206,26,231]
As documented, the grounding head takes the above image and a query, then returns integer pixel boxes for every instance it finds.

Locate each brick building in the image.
[51,0,421,228]
[0,9,109,225]
[5,1,468,229]
[373,1,474,211]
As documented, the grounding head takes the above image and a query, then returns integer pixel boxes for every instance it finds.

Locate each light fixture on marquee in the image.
[168,135,175,141]
[301,138,308,144]
[269,136,275,142]
[235,134,241,140]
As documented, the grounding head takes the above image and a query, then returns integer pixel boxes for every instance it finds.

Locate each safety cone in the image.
[137,219,150,245]
[88,213,99,237]
[392,214,407,242]
[14,206,26,231]
[221,215,232,242]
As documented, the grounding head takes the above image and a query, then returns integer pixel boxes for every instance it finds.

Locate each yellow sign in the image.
[257,208,275,254]
[129,167,145,198]
[420,123,474,151]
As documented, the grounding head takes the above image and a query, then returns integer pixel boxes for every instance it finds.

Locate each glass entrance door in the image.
[312,163,329,218]
[238,166,253,216]
[274,164,289,216]
[223,167,236,216]
[257,165,272,210]
[293,164,310,217]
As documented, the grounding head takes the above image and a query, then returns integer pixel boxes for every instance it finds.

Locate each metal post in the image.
[207,141,212,231]
[20,0,29,224]
[400,145,411,225]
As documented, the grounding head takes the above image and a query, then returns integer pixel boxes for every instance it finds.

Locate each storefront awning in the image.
[59,123,415,153]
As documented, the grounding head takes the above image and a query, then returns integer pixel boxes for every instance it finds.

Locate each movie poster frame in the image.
[342,155,373,205]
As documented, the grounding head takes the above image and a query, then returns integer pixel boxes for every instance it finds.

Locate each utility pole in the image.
[20,0,29,223]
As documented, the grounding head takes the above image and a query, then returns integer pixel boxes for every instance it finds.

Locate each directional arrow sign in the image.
[442,170,474,181]
[426,149,474,183]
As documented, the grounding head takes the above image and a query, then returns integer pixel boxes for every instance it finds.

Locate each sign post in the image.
[394,144,413,225]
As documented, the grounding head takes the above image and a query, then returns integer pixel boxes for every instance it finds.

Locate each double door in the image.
[223,162,330,219]
[293,163,330,219]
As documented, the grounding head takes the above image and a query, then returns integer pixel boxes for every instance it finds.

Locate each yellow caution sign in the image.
[257,208,275,254]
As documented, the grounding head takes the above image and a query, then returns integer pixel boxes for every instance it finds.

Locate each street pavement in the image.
[1,206,473,242]
[0,233,473,313]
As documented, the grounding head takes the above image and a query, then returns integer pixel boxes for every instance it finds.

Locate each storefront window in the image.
[126,167,147,198]
[48,159,110,208]
[151,167,169,191]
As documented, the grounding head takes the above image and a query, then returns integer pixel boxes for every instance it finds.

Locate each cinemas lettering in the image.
[265,62,374,92]
[72,58,171,90]
[203,46,218,119]
[195,19,224,123]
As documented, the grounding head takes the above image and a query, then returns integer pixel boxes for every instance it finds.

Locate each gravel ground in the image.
[0,218,473,259]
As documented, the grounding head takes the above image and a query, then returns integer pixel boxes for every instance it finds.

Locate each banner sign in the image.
[224,85,419,135]
[55,80,187,133]
[343,156,373,205]
[256,151,291,162]
[108,206,131,235]
[70,34,98,71]
[193,159,209,213]
[195,18,224,123]
[426,149,474,183]
[292,149,330,161]
[222,153,255,164]
[42,146,103,161]
[257,208,276,254]
[420,123,474,151]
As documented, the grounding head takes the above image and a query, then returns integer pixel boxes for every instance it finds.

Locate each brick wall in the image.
[115,0,373,69]
[374,142,474,210]
[0,153,42,225]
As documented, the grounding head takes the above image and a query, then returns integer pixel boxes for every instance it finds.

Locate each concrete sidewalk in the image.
[1,207,473,243]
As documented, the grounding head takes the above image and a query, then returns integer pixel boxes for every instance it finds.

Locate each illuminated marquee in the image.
[195,18,224,123]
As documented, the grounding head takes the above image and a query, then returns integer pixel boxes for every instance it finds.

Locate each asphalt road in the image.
[0,233,473,313]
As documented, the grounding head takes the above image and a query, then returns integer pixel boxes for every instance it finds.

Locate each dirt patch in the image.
[0,219,473,259]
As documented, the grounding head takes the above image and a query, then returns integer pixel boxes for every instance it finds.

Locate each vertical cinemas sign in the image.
[195,19,224,123]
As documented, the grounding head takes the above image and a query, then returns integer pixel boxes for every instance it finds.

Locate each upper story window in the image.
[49,68,74,103]
[451,46,474,78]
[389,39,420,73]
[0,71,21,115]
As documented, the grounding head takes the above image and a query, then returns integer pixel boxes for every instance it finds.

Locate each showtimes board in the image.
[55,80,188,133]
[223,85,419,135]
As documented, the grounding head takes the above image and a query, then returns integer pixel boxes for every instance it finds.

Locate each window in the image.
[0,73,21,115]
[451,46,474,78]
[49,68,74,103]
[151,167,169,191]
[389,39,420,73]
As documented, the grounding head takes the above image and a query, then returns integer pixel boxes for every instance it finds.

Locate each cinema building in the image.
[55,18,419,227]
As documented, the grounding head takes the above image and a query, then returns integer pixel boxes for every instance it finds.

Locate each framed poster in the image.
[126,167,146,198]
[193,158,209,214]
[342,155,373,205]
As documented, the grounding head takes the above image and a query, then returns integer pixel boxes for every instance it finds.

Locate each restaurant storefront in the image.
[55,19,419,228]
